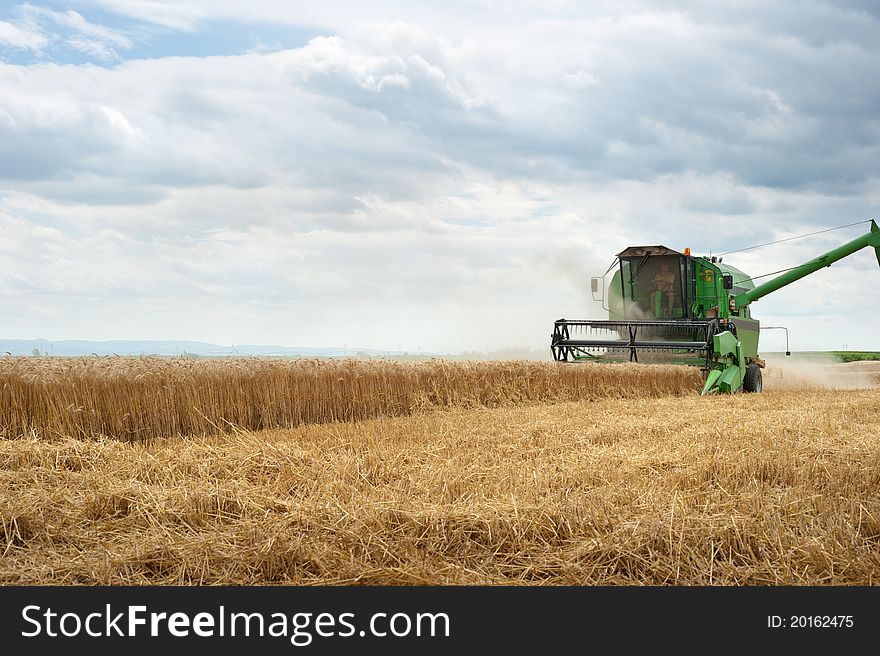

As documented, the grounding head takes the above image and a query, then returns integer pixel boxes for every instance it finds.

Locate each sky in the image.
[1,1,879,353]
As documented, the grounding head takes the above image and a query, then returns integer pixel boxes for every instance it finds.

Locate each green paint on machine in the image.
[551,221,880,395]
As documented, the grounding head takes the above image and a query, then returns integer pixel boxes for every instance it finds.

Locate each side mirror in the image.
[590,276,603,302]
[722,274,733,290]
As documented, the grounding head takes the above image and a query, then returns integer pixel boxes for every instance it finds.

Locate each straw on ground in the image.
[2,387,879,585]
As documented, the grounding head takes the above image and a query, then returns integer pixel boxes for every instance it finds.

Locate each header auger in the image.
[551,220,880,395]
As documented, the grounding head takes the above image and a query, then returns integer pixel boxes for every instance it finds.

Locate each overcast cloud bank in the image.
[2,1,878,351]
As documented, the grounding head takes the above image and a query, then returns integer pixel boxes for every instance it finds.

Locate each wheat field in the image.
[2,357,879,585]
[0,357,699,441]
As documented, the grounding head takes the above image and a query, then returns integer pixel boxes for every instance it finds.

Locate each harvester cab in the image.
[552,220,880,394]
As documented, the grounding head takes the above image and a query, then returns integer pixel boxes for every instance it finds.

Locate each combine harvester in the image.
[551,221,880,394]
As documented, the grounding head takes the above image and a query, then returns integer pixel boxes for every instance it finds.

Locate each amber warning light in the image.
[684,247,691,256]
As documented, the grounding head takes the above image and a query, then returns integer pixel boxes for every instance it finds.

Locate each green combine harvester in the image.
[551,221,880,394]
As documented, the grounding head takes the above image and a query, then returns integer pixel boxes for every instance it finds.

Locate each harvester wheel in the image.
[743,363,763,393]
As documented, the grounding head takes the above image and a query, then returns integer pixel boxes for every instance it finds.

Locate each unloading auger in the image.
[550,221,880,394]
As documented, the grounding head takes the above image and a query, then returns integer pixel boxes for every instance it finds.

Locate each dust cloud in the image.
[761,354,880,391]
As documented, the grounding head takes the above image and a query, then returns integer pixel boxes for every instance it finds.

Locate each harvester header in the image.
[551,220,880,394]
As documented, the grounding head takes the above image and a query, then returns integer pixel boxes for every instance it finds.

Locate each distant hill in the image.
[1,339,553,360]
[0,339,391,358]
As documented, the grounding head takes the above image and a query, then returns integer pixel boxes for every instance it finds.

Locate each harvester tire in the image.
[743,363,763,393]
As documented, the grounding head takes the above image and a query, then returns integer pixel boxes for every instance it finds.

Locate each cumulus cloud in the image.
[0,1,879,350]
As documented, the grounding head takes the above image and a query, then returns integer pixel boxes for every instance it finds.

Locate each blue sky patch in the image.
[0,2,325,66]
